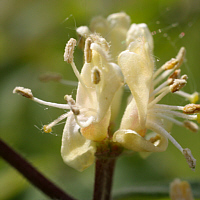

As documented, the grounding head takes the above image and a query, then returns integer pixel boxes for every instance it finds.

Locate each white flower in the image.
[113,34,199,170]
[13,12,199,171]
[13,34,123,171]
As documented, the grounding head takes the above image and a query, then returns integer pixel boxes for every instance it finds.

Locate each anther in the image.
[175,47,186,69]
[183,104,200,114]
[84,37,92,63]
[183,120,199,132]
[181,74,188,81]
[64,38,76,63]
[182,148,196,171]
[149,134,161,146]
[43,125,52,133]
[13,87,33,99]
[170,79,187,93]
[162,58,179,70]
[64,95,80,115]
[92,66,101,84]
[168,69,181,80]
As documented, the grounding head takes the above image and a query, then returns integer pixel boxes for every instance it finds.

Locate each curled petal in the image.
[61,114,96,171]
[118,40,154,127]
[113,129,168,152]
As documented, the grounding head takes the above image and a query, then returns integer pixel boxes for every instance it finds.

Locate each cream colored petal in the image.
[120,97,146,137]
[118,40,154,127]
[126,23,154,51]
[90,16,109,37]
[107,12,131,29]
[61,114,96,171]
[97,62,124,122]
[106,12,131,59]
[113,129,168,152]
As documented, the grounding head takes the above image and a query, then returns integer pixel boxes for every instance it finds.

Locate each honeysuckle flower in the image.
[113,35,199,170]
[13,33,123,171]
[77,12,131,60]
[13,12,199,172]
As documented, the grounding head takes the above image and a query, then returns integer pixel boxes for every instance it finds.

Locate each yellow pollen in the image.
[43,125,52,133]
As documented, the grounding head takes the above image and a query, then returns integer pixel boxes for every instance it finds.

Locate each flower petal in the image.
[118,40,154,127]
[61,113,96,171]
[113,129,168,152]
[126,23,154,51]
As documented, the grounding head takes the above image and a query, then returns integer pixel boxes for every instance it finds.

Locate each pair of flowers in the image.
[14,12,199,171]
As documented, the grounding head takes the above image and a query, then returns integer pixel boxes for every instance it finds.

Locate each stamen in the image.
[13,87,70,109]
[148,87,170,108]
[64,95,80,115]
[168,69,181,80]
[153,108,197,121]
[183,121,199,132]
[153,113,183,127]
[64,38,76,64]
[154,104,183,111]
[150,78,173,97]
[74,115,94,128]
[182,148,196,171]
[175,47,186,69]
[43,112,70,133]
[170,79,186,93]
[84,37,92,63]
[175,91,199,104]
[183,104,200,114]
[153,58,178,79]
[154,47,186,87]
[33,97,70,109]
[146,121,183,153]
[13,87,33,99]
[91,66,101,84]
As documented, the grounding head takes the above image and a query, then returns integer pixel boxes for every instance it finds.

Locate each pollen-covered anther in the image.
[64,95,80,115]
[168,69,181,81]
[43,125,52,133]
[183,120,199,132]
[149,134,161,146]
[64,38,76,63]
[84,37,92,63]
[181,74,188,81]
[13,87,33,99]
[92,66,101,84]
[182,148,196,171]
[162,58,179,70]
[170,79,187,93]
[183,104,200,114]
[175,47,186,69]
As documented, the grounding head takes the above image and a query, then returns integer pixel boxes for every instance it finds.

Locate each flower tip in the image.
[183,148,196,171]
[43,125,52,133]
[13,87,33,99]
[64,38,76,63]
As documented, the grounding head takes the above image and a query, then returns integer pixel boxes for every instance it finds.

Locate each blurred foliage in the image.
[0,0,200,199]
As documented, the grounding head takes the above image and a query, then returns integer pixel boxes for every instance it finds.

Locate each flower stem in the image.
[0,138,76,200]
[93,141,122,200]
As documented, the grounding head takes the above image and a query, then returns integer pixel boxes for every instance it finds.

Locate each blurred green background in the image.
[1,0,200,199]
